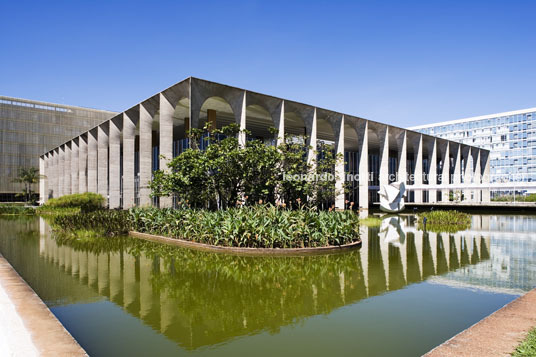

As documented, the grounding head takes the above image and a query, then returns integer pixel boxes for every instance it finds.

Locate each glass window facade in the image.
[412,110,536,184]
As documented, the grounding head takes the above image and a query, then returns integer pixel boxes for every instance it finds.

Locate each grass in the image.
[513,328,536,356]
[359,216,382,227]
[0,204,35,215]
[417,210,472,233]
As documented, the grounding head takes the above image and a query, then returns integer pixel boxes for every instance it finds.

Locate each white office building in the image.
[410,108,536,194]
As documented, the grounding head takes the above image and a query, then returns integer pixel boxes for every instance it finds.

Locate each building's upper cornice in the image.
[0,95,117,115]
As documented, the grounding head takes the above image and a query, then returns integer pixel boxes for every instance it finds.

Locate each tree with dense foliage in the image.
[150,124,343,210]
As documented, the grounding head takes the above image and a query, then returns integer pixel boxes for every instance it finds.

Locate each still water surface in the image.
[0,214,535,357]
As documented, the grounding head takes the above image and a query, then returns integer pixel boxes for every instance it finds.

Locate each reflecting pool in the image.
[0,214,535,356]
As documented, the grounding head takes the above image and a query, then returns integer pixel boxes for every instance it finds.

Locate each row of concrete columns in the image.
[39,78,491,209]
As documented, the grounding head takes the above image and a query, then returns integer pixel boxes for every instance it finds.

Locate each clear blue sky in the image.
[1,0,535,127]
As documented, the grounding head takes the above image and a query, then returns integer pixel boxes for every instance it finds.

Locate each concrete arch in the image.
[190,78,244,130]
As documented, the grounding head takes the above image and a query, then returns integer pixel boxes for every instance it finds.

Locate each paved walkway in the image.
[0,254,86,356]
[426,288,536,356]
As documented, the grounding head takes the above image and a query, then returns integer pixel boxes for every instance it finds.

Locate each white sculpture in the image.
[379,181,406,213]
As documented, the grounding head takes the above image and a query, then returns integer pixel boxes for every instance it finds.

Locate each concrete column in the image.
[462,146,471,202]
[64,142,71,196]
[453,143,461,187]
[123,112,136,208]
[357,121,369,210]
[109,118,121,209]
[139,103,153,207]
[276,101,285,146]
[481,149,491,203]
[307,108,317,168]
[97,124,109,202]
[58,147,64,197]
[414,134,423,203]
[39,156,46,204]
[428,138,437,203]
[71,138,79,194]
[159,93,174,208]
[88,129,98,193]
[473,150,481,202]
[441,141,450,202]
[397,131,407,184]
[335,115,345,210]
[238,91,247,147]
[50,151,57,198]
[378,126,389,190]
[79,135,88,193]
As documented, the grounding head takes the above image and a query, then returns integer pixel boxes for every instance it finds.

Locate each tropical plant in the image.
[12,167,43,204]
[128,205,360,248]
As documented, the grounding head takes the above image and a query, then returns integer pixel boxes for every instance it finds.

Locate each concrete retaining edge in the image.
[425,287,536,356]
[0,253,87,356]
[128,231,362,256]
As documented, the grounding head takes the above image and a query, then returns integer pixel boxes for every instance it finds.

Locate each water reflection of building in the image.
[35,217,496,350]
[428,215,536,293]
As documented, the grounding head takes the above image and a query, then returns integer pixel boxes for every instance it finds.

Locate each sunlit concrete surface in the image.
[0,254,87,356]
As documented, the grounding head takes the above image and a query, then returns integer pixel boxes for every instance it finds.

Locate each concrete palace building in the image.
[39,77,491,210]
[410,107,536,195]
[0,96,116,201]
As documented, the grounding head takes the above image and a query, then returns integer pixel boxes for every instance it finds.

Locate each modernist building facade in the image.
[410,108,536,194]
[0,96,115,201]
[39,77,490,209]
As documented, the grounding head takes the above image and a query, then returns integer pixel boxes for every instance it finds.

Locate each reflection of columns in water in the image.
[406,233,422,283]
[88,251,98,290]
[71,247,79,277]
[59,245,66,270]
[436,233,449,275]
[422,233,435,279]
[429,232,438,275]
[312,284,318,313]
[480,237,491,260]
[367,230,387,296]
[109,251,123,305]
[388,244,406,291]
[359,225,369,295]
[123,254,139,316]
[453,233,462,267]
[79,251,88,285]
[449,235,460,270]
[160,258,178,334]
[460,236,470,266]
[98,253,110,296]
[470,236,480,265]
[39,218,45,255]
[414,231,424,279]
[139,255,160,329]
[378,229,390,289]
[339,271,345,305]
[399,235,408,282]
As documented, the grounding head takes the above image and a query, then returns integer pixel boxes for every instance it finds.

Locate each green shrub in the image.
[41,193,105,213]
[417,210,471,233]
[128,205,360,248]
[0,204,35,215]
[52,209,130,237]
